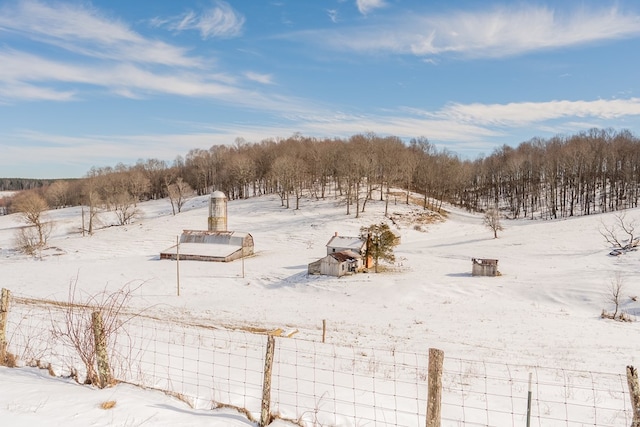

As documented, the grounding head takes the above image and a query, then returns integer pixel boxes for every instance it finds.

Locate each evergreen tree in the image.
[360,222,399,273]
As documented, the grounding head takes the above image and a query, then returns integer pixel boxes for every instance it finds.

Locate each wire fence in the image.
[1,291,636,426]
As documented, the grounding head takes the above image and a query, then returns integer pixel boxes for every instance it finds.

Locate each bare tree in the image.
[82,172,104,235]
[600,213,638,252]
[271,155,296,208]
[483,207,504,238]
[127,169,151,205]
[602,273,629,321]
[167,177,195,215]
[45,181,70,209]
[11,191,51,249]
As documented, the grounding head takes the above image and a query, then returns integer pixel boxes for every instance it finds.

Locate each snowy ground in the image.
[1,191,639,425]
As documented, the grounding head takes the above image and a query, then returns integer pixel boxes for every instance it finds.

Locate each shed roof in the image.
[329,250,362,262]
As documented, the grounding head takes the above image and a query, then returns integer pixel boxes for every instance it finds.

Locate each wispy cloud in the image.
[6,96,640,177]
[327,9,339,23]
[152,1,245,39]
[434,98,640,127]
[295,5,640,59]
[356,0,386,15]
[0,48,234,101]
[0,0,199,66]
[244,72,274,85]
[0,1,300,111]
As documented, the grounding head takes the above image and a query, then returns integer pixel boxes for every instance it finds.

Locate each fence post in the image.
[627,365,640,427]
[426,348,444,427]
[322,319,326,343]
[260,334,276,427]
[526,372,533,427]
[0,288,10,363]
[92,311,112,388]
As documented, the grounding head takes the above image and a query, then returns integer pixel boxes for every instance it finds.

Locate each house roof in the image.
[326,235,365,250]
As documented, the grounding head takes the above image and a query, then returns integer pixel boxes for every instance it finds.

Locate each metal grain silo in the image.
[208,190,227,232]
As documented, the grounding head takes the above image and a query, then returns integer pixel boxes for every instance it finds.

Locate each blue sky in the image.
[2,0,640,178]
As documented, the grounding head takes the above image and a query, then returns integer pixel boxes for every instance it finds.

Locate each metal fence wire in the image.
[3,293,636,426]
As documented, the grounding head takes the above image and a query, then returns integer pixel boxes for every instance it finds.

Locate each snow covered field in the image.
[0,192,639,425]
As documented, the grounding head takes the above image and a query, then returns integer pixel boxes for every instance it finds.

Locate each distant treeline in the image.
[0,178,62,192]
[5,128,640,221]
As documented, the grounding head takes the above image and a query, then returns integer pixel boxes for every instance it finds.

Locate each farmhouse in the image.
[307,232,372,276]
[160,190,254,262]
[308,250,364,277]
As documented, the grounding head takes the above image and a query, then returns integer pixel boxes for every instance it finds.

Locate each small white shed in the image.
[471,258,500,277]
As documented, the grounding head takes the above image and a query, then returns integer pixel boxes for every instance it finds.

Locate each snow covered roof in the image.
[160,230,253,261]
[326,235,365,250]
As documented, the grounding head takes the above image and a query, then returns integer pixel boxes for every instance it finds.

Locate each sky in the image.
[2,0,640,178]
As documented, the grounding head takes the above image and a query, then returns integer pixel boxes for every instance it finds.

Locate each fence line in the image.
[3,291,636,426]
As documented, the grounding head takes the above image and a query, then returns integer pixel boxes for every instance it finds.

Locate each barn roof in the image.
[160,230,253,261]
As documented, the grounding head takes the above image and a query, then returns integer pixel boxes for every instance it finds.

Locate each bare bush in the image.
[601,273,633,322]
[51,279,144,387]
[111,192,141,225]
[14,222,53,256]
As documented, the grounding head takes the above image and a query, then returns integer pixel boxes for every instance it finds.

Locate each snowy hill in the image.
[0,192,638,425]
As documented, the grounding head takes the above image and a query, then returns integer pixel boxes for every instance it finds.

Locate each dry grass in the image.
[1,351,17,368]
[100,400,116,410]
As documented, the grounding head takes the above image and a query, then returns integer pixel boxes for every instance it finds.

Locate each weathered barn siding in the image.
[471,258,500,276]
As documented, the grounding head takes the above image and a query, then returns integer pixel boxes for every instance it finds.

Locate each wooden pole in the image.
[627,365,640,427]
[322,319,326,343]
[81,207,85,237]
[526,372,532,427]
[260,335,276,427]
[176,235,180,297]
[0,288,10,364]
[91,311,112,388]
[426,348,444,427]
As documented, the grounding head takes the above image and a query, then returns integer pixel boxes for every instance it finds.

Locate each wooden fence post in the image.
[260,335,276,427]
[627,365,640,427]
[92,311,112,388]
[0,288,10,364]
[426,348,444,427]
[322,319,326,343]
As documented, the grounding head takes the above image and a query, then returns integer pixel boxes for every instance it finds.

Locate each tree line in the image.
[4,128,640,221]
[0,178,60,192]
